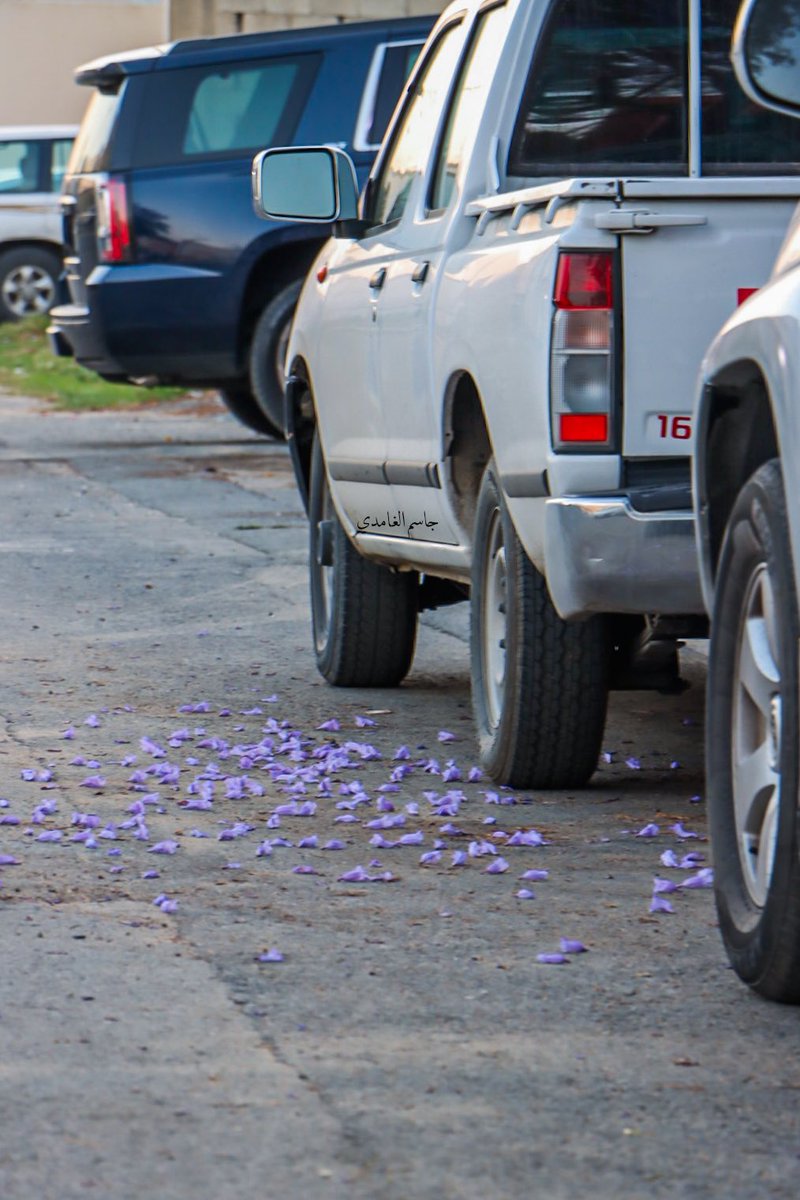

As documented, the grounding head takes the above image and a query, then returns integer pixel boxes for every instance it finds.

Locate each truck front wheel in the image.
[309,431,419,687]
[470,461,609,788]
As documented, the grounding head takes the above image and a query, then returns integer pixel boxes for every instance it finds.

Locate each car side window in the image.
[51,139,74,192]
[0,140,43,193]
[700,0,800,172]
[429,3,509,214]
[367,20,465,230]
[356,40,425,152]
[509,0,689,176]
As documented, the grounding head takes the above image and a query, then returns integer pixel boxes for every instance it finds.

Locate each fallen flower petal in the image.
[649,894,674,913]
[560,938,588,954]
[419,850,442,865]
[636,823,660,838]
[516,888,535,899]
[537,953,569,965]
[148,841,178,855]
[485,857,510,874]
[257,948,284,963]
[671,822,700,840]
[292,865,319,875]
[520,869,549,881]
[660,849,681,868]
[680,868,714,889]
[653,876,680,894]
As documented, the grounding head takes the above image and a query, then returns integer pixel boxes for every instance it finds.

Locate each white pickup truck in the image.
[254,0,800,790]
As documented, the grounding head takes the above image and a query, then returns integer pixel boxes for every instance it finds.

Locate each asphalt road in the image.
[0,392,798,1200]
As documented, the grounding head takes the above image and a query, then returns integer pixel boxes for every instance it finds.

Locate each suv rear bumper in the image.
[544,495,704,619]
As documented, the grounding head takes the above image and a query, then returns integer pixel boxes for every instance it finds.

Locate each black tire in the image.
[0,245,61,321]
[217,385,283,438]
[707,459,800,1002]
[309,430,418,687]
[470,460,609,789]
[250,279,303,433]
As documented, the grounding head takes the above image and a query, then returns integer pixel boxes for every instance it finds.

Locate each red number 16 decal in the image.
[656,414,692,440]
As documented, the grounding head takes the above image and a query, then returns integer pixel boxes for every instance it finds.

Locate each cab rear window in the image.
[132,54,320,167]
[509,0,800,177]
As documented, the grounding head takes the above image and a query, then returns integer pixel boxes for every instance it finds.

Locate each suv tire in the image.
[707,458,800,1002]
[0,245,61,321]
[470,460,609,788]
[309,430,418,687]
[249,279,303,434]
[217,384,283,438]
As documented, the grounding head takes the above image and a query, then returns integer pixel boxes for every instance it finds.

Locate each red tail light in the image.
[551,250,616,452]
[96,176,132,264]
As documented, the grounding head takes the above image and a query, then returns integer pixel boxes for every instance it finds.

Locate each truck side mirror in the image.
[252,146,360,224]
[733,0,800,116]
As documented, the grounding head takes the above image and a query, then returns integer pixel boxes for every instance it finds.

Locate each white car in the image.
[0,125,77,320]
[693,0,800,1001]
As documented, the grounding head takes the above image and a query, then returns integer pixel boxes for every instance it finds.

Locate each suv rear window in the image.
[509,0,800,176]
[132,55,320,167]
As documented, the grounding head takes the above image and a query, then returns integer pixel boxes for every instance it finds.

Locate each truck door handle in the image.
[369,267,387,291]
[594,211,708,233]
[411,261,430,285]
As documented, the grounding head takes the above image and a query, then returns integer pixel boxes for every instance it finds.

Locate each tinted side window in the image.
[509,0,688,176]
[51,139,74,191]
[429,4,509,213]
[133,55,320,167]
[367,21,465,229]
[701,0,800,172]
[0,140,43,193]
[360,41,424,150]
[68,86,126,175]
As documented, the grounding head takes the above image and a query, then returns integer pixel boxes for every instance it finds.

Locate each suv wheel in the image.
[217,384,283,438]
[470,460,609,788]
[707,459,800,1002]
[250,279,303,434]
[0,246,61,320]
[309,430,418,687]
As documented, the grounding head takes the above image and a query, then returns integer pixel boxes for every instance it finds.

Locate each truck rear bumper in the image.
[544,496,704,619]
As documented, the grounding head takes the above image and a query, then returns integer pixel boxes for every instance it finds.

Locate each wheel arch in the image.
[285,355,316,513]
[699,358,778,589]
[235,237,326,371]
[443,370,493,542]
[0,238,64,258]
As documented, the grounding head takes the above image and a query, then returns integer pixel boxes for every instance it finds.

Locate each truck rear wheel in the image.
[0,245,61,320]
[309,431,419,687]
[217,384,283,438]
[470,460,609,788]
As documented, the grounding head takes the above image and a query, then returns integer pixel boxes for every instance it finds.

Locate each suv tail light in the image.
[550,251,616,452]
[95,176,132,264]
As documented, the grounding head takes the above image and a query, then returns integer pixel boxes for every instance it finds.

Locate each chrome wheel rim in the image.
[312,474,334,655]
[2,264,55,317]
[482,507,507,730]
[732,562,782,907]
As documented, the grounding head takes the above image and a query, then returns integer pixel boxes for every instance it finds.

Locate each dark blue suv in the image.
[48,17,433,436]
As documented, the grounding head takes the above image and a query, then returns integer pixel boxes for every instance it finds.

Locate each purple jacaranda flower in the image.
[485,857,510,874]
[369,833,400,849]
[99,825,118,840]
[680,868,714,889]
[442,762,462,783]
[218,822,255,842]
[520,869,549,881]
[366,813,406,830]
[484,790,516,806]
[318,718,340,732]
[376,796,395,813]
[107,848,122,856]
[368,859,383,868]
[298,835,318,849]
[0,815,21,826]
[420,850,442,865]
[334,815,357,824]
[292,865,319,875]
[62,728,75,740]
[184,797,213,812]
[0,854,20,865]
[649,894,674,913]
[240,707,262,716]
[140,737,166,758]
[671,822,700,840]
[36,830,62,842]
[440,823,465,836]
[20,769,37,782]
[537,953,569,964]
[322,840,345,851]
[690,794,702,804]
[626,757,642,770]
[257,948,284,963]
[338,865,396,883]
[636,823,660,838]
[355,715,376,728]
[73,831,98,848]
[71,812,100,828]
[679,852,706,868]
[405,802,420,816]
[159,899,179,913]
[189,829,209,838]
[653,876,680,894]
[393,745,411,760]
[84,714,101,728]
[467,766,483,782]
[266,814,282,829]
[399,831,424,846]
[516,888,536,899]
[142,869,160,879]
[468,839,497,858]
[560,938,588,954]
[450,850,468,867]
[270,837,293,848]
[660,849,681,868]
[69,756,87,767]
[79,775,106,789]
[133,823,150,841]
[601,750,614,764]
[506,829,548,847]
[670,760,681,770]
[421,758,440,774]
[255,841,273,857]
[437,730,456,743]
[148,841,178,855]
[223,862,242,870]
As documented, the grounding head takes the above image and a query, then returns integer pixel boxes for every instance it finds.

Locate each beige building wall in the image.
[169,0,444,38]
[0,0,167,125]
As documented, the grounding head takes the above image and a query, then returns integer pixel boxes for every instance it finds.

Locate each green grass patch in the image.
[0,315,189,411]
